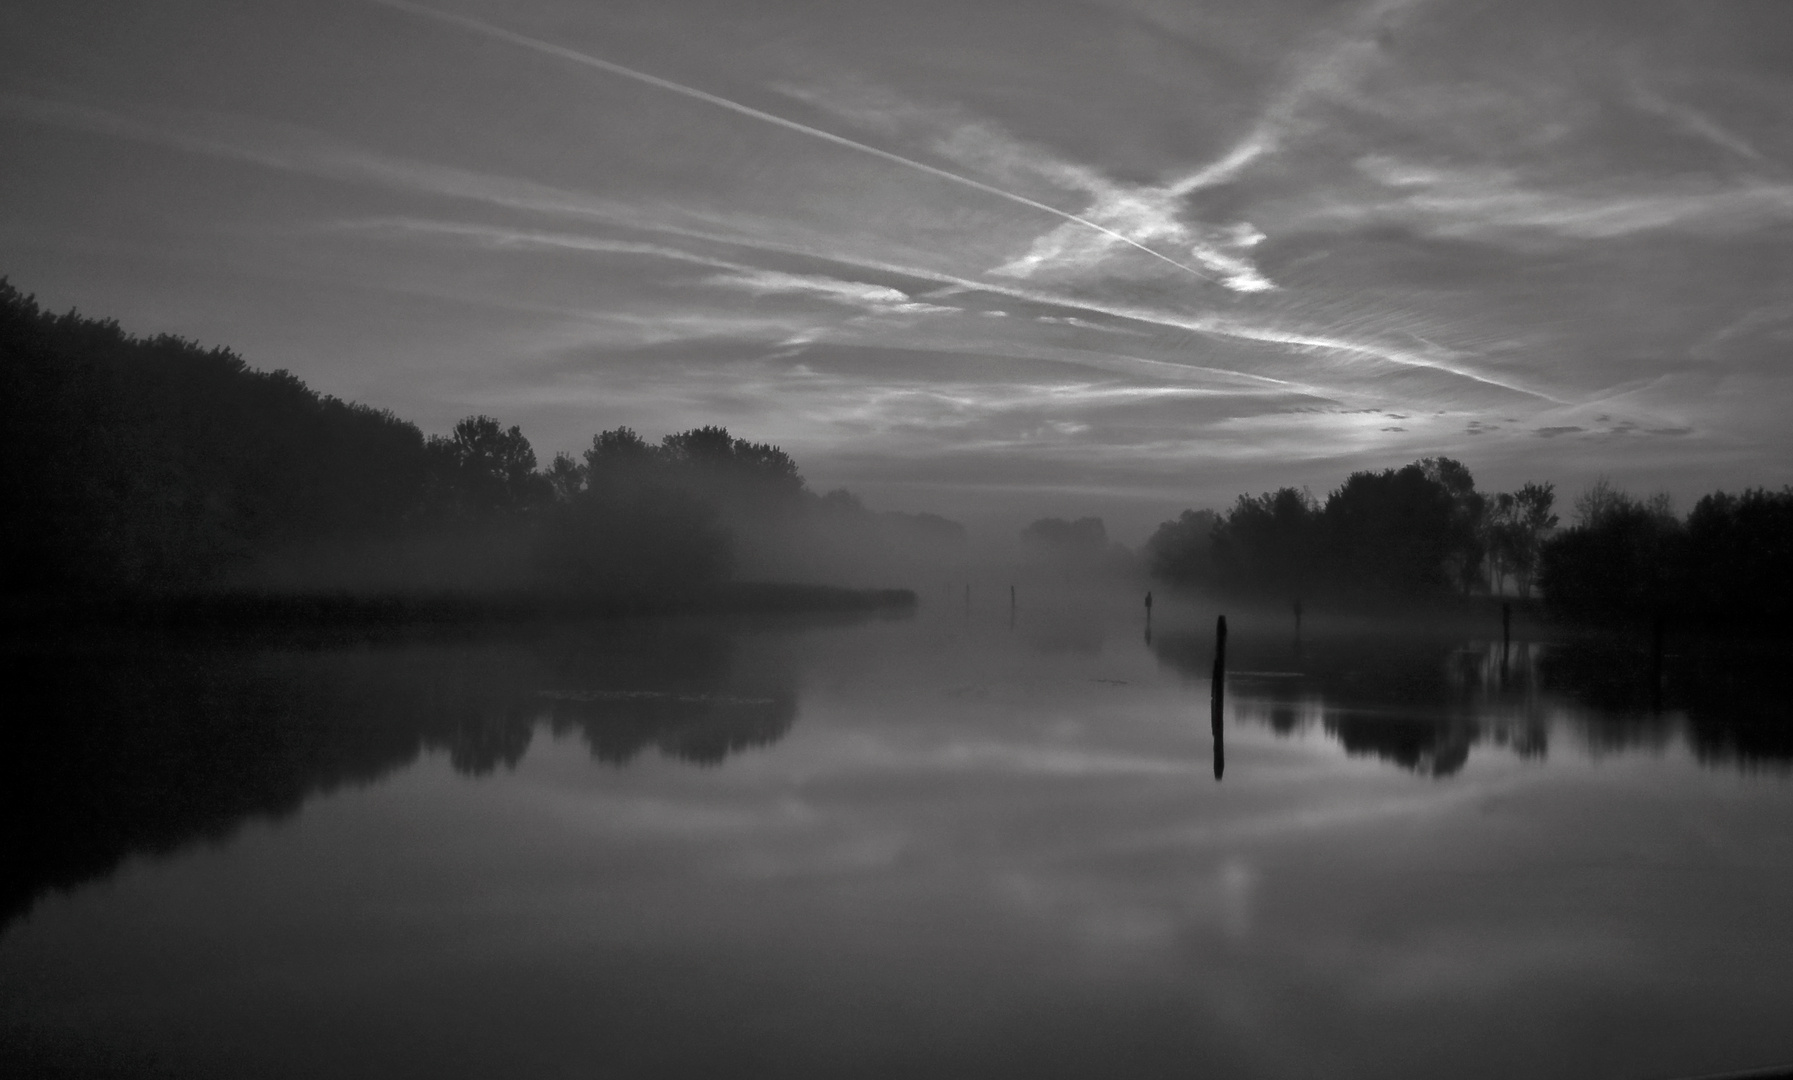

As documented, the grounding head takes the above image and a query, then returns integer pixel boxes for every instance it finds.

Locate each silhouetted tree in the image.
[1324,460,1480,596]
[659,425,805,507]
[0,277,929,606]
[432,415,545,516]
[1212,488,1320,595]
[1145,509,1219,586]
[1021,516,1108,552]
[545,452,584,502]
[1483,481,1556,597]
[1149,459,1491,601]
[1539,480,1684,621]
[1506,482,1557,598]
[0,278,435,596]
[1680,487,1793,623]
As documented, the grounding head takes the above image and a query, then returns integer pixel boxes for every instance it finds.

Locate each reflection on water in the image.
[544,689,794,766]
[1153,617,1793,777]
[4,599,1793,1080]
[0,622,796,932]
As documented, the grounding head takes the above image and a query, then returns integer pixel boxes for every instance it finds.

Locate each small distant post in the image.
[1293,597,1303,637]
[964,583,971,611]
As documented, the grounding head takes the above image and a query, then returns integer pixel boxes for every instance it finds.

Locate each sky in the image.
[2,0,1790,540]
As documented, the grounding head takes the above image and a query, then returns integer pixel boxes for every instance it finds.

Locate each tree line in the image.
[0,279,946,605]
[1146,457,1793,626]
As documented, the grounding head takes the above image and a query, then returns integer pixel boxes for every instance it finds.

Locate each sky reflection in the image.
[4,602,1793,1078]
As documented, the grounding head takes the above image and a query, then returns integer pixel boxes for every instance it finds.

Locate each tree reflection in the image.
[1538,635,1793,772]
[544,690,795,766]
[1153,619,1793,777]
[0,622,800,934]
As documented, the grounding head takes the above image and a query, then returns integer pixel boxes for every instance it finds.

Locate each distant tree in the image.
[879,511,968,548]
[1324,464,1466,595]
[1681,487,1793,623]
[1540,480,1683,621]
[1145,509,1219,586]
[1482,480,1556,598]
[538,481,733,596]
[1485,491,1520,595]
[656,426,806,517]
[1573,477,1631,529]
[1021,516,1108,553]
[0,278,435,595]
[817,488,869,516]
[1509,481,1558,599]
[545,452,583,502]
[1212,489,1320,595]
[583,426,656,474]
[435,415,543,515]
[1419,457,1487,593]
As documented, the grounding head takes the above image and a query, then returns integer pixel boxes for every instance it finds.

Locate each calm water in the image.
[4,594,1792,1079]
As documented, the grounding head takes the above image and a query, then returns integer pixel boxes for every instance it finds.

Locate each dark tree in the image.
[0,278,435,596]
[1681,487,1793,623]
[1145,509,1219,586]
[1324,461,1475,596]
[433,415,545,516]
[1212,488,1321,595]
[1021,516,1108,552]
[1538,481,1684,621]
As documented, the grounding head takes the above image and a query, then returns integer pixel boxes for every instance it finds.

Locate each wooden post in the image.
[1651,613,1665,713]
[1211,614,1227,781]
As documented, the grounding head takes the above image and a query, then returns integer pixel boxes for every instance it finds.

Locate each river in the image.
[3,590,1791,1078]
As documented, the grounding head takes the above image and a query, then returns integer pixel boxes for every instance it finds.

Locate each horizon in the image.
[3,0,1790,544]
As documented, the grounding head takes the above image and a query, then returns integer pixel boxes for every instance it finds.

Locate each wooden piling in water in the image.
[1651,613,1665,713]
[1211,614,1227,781]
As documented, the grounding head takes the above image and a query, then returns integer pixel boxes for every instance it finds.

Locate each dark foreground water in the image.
[4,593,1792,1079]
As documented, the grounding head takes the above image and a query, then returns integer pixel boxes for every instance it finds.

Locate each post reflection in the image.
[1152,615,1793,778]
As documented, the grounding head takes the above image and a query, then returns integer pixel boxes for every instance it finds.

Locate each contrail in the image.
[368,0,1215,283]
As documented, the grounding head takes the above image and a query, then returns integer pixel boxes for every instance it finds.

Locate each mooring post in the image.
[1211,614,1227,781]
[1651,613,1665,713]
[1502,601,1512,678]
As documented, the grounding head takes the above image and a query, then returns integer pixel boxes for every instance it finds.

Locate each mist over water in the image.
[4,592,1792,1079]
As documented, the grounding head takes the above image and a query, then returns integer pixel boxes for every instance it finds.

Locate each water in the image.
[4,595,1792,1079]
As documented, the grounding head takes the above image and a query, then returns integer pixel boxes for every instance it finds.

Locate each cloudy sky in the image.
[3,0,1789,538]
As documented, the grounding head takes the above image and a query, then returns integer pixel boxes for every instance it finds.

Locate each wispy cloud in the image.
[1629,83,1766,163]
[1340,155,1793,240]
[339,214,1538,404]
[779,82,1275,292]
[365,0,1219,284]
[3,82,1551,409]
[1164,0,1433,195]
[776,0,1427,294]
[702,268,960,315]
